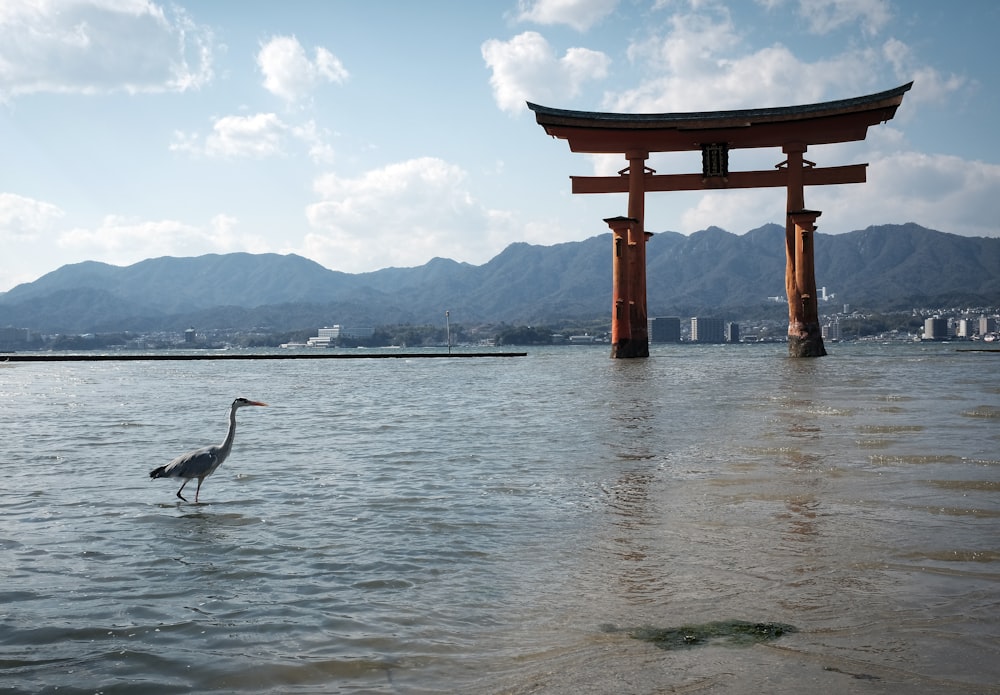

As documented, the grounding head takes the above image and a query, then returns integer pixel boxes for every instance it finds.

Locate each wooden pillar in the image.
[783,144,826,357]
[605,216,636,358]
[623,151,650,358]
[786,209,826,357]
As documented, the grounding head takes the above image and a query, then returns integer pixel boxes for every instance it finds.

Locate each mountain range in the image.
[1,222,998,334]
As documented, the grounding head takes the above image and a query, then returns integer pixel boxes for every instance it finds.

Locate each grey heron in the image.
[149,397,268,503]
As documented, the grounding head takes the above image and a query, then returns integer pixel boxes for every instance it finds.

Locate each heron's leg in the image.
[194,477,204,504]
[176,479,189,502]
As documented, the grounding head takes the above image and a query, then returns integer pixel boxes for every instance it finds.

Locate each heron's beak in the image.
[249,400,268,407]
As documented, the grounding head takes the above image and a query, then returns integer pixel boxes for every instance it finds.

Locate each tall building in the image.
[650,317,681,342]
[690,317,725,343]
[822,319,841,341]
[725,322,740,343]
[923,317,949,341]
[980,315,998,336]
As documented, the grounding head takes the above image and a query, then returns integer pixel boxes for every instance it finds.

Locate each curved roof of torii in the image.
[527,82,912,153]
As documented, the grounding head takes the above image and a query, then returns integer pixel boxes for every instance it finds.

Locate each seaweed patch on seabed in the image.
[622,620,797,650]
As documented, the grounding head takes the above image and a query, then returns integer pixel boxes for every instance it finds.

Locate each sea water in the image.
[0,343,997,694]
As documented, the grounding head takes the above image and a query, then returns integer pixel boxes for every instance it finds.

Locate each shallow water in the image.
[1,343,997,693]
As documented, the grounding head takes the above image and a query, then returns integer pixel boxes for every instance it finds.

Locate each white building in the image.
[922,317,949,341]
[823,319,841,341]
[980,315,998,336]
[306,325,375,346]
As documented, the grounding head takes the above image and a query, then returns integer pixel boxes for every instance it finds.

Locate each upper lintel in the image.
[528,83,912,153]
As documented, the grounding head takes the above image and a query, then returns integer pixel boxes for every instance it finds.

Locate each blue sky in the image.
[0,0,997,292]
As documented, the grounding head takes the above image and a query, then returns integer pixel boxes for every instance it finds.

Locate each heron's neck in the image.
[220,404,239,454]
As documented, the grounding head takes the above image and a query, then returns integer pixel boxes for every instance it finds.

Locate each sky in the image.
[1,0,998,292]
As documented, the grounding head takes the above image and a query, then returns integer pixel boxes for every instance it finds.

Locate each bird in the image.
[149,397,268,503]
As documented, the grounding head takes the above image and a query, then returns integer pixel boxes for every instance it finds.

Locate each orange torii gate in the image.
[528,82,911,358]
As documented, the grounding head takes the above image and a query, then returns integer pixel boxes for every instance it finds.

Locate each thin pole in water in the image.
[445,310,451,354]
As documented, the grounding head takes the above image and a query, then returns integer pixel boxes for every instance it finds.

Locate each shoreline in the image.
[0,351,527,362]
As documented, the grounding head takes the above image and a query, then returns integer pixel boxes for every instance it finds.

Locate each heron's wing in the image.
[162,446,220,478]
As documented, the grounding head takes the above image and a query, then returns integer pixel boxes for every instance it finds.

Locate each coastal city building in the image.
[650,317,681,343]
[823,319,842,341]
[306,325,375,347]
[690,317,725,344]
[980,315,998,336]
[726,322,740,343]
[923,317,950,341]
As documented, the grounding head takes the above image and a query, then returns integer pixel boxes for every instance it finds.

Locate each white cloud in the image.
[0,193,65,240]
[0,207,277,289]
[785,0,891,36]
[678,189,780,234]
[627,3,965,113]
[205,113,287,158]
[303,157,520,272]
[170,113,335,163]
[516,0,619,31]
[482,31,610,113]
[57,213,270,266]
[608,4,962,116]
[612,8,886,113]
[809,151,1000,237]
[291,120,337,164]
[0,0,213,99]
[59,216,206,258]
[881,38,967,108]
[257,35,348,104]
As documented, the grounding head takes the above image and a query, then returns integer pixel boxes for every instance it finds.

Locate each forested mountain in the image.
[1,223,997,333]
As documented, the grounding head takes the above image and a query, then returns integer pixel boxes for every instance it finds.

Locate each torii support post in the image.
[783,142,826,356]
[527,82,912,359]
[786,208,826,356]
[605,216,650,358]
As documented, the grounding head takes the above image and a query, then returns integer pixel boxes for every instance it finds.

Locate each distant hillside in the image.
[1,223,998,333]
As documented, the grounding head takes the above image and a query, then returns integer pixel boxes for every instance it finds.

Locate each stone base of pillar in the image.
[612,338,649,359]
[787,325,827,357]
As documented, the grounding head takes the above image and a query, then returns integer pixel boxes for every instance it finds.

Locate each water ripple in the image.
[1,345,998,693]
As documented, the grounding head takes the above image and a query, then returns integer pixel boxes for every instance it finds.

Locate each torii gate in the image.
[528,83,912,358]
